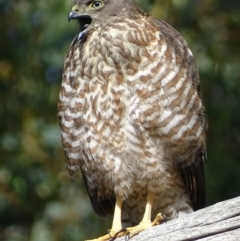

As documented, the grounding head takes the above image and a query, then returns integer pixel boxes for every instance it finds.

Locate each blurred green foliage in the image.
[1,0,240,240]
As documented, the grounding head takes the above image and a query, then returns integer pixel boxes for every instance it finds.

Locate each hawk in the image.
[58,0,206,240]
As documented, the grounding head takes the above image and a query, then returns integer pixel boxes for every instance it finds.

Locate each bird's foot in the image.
[123,213,164,239]
[85,213,164,241]
[84,229,126,241]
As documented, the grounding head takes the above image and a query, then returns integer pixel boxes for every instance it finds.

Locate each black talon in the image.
[109,228,129,241]
[125,232,130,241]
[109,237,116,241]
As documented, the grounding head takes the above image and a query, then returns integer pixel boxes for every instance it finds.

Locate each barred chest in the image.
[59,25,158,152]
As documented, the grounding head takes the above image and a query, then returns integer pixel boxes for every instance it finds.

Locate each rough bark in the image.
[116,196,240,241]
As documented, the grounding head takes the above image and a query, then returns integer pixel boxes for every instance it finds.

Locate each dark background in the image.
[1,0,240,240]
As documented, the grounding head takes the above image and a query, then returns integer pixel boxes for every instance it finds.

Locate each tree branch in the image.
[116,196,240,241]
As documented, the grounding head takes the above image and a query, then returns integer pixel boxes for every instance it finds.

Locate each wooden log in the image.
[116,196,240,241]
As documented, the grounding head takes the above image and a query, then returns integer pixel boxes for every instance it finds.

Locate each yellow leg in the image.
[110,196,123,235]
[141,191,155,224]
[85,193,164,240]
[124,192,164,238]
[85,196,123,241]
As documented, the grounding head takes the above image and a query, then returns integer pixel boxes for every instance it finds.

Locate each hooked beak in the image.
[68,12,92,24]
[68,5,92,25]
[68,11,79,22]
[68,5,92,40]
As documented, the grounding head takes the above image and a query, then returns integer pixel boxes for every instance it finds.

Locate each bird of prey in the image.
[58,0,206,240]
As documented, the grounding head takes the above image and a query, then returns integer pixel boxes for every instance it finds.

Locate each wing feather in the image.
[151,17,206,210]
[179,148,206,210]
[81,168,115,217]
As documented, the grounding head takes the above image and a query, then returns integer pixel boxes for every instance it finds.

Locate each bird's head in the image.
[68,0,144,32]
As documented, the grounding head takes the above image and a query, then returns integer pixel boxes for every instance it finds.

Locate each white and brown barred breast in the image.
[58,16,205,222]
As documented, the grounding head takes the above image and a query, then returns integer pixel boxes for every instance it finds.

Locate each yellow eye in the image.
[89,1,104,10]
